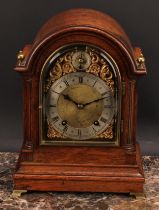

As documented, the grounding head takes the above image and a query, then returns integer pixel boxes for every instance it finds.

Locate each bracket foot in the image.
[130,193,146,199]
[12,190,27,197]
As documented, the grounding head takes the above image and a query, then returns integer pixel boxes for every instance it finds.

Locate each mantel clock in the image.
[13,9,146,194]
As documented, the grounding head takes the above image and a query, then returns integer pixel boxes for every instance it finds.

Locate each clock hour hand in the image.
[62,94,79,106]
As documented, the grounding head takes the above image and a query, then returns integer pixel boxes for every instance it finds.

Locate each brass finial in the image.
[137,53,145,66]
[17,50,25,62]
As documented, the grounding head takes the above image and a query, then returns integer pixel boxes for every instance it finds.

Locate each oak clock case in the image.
[40,44,120,146]
[14,9,147,194]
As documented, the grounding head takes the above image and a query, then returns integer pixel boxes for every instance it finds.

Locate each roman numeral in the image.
[64,80,69,86]
[49,105,56,107]
[51,116,59,123]
[92,126,97,133]
[93,80,98,86]
[78,129,81,137]
[51,90,60,94]
[101,91,110,97]
[100,117,107,123]
[63,125,68,133]
[79,77,83,83]
[104,105,113,108]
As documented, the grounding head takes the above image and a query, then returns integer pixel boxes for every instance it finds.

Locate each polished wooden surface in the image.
[14,144,144,192]
[14,8,146,193]
[33,9,131,47]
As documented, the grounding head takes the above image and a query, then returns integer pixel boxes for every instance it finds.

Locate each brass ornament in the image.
[90,51,99,63]
[12,190,27,198]
[45,52,75,92]
[47,121,63,138]
[100,64,114,93]
[45,47,114,93]
[97,123,113,139]
[88,63,100,75]
[137,53,145,68]
[86,49,114,93]
[17,50,25,66]
[62,63,74,75]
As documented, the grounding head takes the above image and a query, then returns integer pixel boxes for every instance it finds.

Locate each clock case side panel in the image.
[14,28,145,192]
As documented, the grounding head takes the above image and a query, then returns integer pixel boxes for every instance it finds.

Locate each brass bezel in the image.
[39,43,121,146]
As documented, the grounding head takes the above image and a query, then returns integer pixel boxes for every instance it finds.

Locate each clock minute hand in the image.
[83,96,108,106]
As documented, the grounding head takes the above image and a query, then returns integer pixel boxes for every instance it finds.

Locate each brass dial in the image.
[57,84,104,128]
[46,72,115,140]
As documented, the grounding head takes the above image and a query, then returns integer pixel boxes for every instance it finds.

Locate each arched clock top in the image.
[33,8,130,46]
[15,9,146,77]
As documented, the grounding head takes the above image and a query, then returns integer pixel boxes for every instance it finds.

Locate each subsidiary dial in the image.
[72,51,91,70]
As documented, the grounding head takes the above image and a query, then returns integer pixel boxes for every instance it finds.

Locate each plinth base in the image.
[13,143,144,193]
